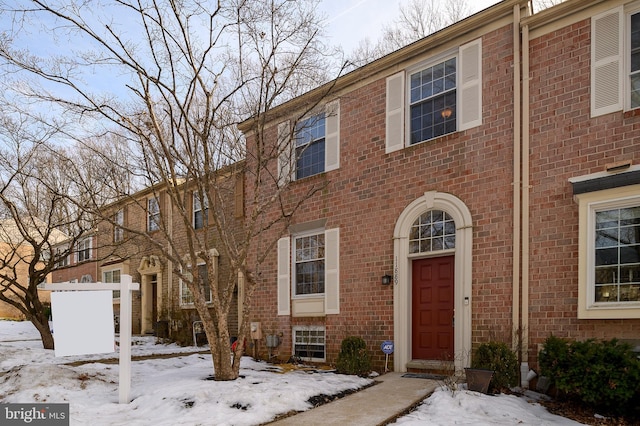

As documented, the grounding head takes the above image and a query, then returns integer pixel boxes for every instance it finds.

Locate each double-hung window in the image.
[193,193,209,230]
[277,227,339,316]
[76,238,92,263]
[295,114,326,180]
[181,263,212,305]
[385,39,481,153]
[104,268,121,299]
[147,197,160,232]
[55,246,69,268]
[277,100,340,185]
[409,58,457,144]
[294,232,325,296]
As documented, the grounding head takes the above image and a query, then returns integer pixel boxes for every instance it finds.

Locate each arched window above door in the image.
[409,210,456,254]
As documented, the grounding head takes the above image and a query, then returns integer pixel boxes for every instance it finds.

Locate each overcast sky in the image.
[320,0,503,53]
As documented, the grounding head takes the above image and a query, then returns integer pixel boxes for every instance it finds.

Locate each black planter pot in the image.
[465,368,494,394]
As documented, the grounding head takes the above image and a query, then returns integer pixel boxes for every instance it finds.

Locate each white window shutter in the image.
[277,237,290,316]
[591,7,623,117]
[325,100,340,172]
[385,71,405,154]
[459,38,483,131]
[324,228,340,315]
[277,122,292,186]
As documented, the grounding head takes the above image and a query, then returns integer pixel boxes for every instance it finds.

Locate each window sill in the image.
[578,303,640,319]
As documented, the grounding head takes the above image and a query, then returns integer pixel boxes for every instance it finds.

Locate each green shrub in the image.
[471,341,519,392]
[539,336,640,415]
[335,336,371,376]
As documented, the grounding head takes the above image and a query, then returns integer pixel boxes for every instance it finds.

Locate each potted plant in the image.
[467,341,518,394]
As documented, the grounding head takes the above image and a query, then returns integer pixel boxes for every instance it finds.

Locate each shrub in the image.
[539,336,640,416]
[335,336,371,376]
[471,341,519,392]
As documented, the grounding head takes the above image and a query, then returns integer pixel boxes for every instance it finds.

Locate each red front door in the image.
[412,256,454,360]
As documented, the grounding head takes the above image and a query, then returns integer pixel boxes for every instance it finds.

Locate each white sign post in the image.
[44,274,140,404]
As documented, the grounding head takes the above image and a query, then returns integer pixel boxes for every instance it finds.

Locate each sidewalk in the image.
[268,372,439,426]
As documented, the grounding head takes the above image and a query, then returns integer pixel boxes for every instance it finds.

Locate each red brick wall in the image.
[247,25,517,369]
[95,177,243,338]
[527,18,640,366]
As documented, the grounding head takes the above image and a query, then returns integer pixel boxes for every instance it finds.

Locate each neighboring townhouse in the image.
[524,0,640,366]
[0,219,68,319]
[50,232,99,284]
[94,168,244,340]
[241,0,640,376]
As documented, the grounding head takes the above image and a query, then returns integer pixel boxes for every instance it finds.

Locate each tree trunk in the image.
[208,316,237,381]
[30,315,54,350]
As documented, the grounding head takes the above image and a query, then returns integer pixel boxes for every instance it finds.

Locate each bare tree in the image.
[0,0,343,380]
[0,109,95,349]
[350,0,472,67]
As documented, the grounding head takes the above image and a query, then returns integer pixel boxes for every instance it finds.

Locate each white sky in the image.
[320,0,503,53]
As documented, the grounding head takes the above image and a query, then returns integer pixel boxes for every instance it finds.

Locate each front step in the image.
[406,359,455,376]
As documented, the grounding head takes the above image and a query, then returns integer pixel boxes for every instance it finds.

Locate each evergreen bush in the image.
[335,336,371,376]
[471,341,519,392]
[539,336,640,415]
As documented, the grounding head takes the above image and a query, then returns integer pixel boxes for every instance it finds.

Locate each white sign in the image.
[51,290,115,357]
[45,276,139,403]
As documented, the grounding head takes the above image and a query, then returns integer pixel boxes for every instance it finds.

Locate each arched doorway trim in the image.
[392,191,473,372]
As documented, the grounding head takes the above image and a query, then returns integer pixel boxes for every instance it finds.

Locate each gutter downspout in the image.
[512,3,522,366]
[521,21,531,385]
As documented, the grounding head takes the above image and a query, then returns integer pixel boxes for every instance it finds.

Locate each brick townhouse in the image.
[50,232,99,285]
[241,0,640,375]
[54,168,245,339]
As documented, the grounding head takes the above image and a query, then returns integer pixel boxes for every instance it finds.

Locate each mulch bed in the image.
[539,399,639,426]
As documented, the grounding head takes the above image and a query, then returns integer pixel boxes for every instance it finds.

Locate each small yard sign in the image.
[381,340,394,372]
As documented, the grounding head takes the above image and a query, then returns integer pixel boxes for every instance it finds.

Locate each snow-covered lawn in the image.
[0,320,583,425]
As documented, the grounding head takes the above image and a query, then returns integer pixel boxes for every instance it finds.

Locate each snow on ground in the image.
[389,388,583,425]
[0,320,583,425]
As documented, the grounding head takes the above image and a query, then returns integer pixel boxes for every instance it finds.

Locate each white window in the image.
[591,5,640,116]
[594,205,640,303]
[180,263,212,305]
[148,197,160,232]
[386,38,482,153]
[574,182,640,319]
[76,238,92,263]
[54,246,69,268]
[409,57,457,144]
[103,268,121,300]
[277,228,339,316]
[193,193,208,230]
[293,326,325,362]
[294,232,325,296]
[277,100,340,185]
[114,209,124,242]
[295,114,326,179]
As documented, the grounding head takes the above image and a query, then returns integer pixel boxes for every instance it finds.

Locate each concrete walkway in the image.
[268,373,439,426]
